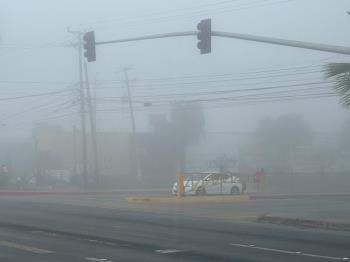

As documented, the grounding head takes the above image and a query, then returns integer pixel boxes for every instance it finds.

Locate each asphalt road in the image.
[0,195,349,261]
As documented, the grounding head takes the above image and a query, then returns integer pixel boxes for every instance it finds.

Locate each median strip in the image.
[126,195,249,204]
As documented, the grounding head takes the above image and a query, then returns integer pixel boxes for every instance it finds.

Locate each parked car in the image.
[172,171,243,196]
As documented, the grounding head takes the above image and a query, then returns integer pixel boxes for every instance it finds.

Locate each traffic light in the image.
[83,31,96,62]
[197,19,211,54]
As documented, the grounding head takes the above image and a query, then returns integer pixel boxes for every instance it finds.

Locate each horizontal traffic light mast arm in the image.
[212,31,350,55]
[96,31,197,45]
[95,29,350,55]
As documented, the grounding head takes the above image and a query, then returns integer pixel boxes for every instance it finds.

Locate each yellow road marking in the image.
[0,240,54,254]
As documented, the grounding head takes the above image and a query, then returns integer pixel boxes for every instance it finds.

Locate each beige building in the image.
[33,124,131,183]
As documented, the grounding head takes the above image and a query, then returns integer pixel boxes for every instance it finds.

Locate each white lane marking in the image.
[85,258,113,262]
[231,243,296,254]
[301,253,349,260]
[249,246,297,255]
[230,243,348,260]
[155,249,184,254]
[0,240,54,254]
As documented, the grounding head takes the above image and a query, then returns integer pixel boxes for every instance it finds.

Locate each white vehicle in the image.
[172,172,244,196]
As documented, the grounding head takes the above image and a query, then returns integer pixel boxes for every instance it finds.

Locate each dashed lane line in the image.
[85,258,113,262]
[155,249,184,254]
[230,243,348,260]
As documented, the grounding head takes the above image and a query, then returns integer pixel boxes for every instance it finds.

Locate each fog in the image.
[0,0,350,190]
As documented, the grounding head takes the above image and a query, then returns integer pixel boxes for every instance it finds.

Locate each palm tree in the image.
[324,63,350,107]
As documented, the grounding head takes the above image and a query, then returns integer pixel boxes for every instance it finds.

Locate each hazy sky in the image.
[0,0,349,136]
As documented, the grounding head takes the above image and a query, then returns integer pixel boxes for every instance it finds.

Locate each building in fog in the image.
[0,137,33,186]
[187,131,350,176]
[32,124,132,186]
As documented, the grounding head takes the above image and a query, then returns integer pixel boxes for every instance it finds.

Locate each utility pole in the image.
[123,68,142,181]
[32,127,40,183]
[93,74,98,130]
[84,62,100,183]
[73,125,78,177]
[68,29,88,188]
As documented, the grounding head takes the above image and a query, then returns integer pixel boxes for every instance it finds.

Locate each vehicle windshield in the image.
[1,1,350,261]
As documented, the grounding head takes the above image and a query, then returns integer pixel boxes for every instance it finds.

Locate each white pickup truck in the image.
[172,172,244,196]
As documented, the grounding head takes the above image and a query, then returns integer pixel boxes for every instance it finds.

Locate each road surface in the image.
[0,194,349,261]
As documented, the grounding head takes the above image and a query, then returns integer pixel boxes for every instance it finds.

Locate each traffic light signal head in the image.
[83,31,96,62]
[197,19,211,54]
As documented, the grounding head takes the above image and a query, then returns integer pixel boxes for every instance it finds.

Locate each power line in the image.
[11,113,76,128]
[71,0,255,28]
[0,88,73,102]
[132,1,293,30]
[6,98,79,128]
[201,93,336,110]
[96,80,332,101]
[0,95,76,123]
[97,64,323,84]
[79,0,292,30]
[94,90,336,114]
[98,84,332,105]
[0,42,71,50]
[0,63,324,88]
[193,91,335,103]
[95,74,329,94]
[96,70,324,91]
[95,92,335,114]
[0,80,75,85]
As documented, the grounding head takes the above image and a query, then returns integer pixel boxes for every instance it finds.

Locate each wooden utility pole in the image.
[68,29,88,188]
[84,62,100,183]
[123,68,142,181]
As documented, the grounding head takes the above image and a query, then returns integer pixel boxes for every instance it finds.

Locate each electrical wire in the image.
[96,80,332,101]
[72,0,263,28]
[0,95,76,123]
[76,0,293,30]
[95,90,336,114]
[0,88,73,102]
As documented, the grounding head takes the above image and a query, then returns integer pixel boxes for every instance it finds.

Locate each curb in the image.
[257,215,350,232]
[0,191,120,196]
[249,193,350,200]
[126,195,249,204]
[0,189,170,197]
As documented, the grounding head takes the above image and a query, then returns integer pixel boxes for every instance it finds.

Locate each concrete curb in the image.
[257,214,350,232]
[0,188,169,196]
[126,192,350,204]
[249,193,350,200]
[126,195,249,204]
[0,191,121,196]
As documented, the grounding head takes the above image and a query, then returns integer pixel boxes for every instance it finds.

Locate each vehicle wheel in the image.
[230,186,239,195]
[196,187,206,196]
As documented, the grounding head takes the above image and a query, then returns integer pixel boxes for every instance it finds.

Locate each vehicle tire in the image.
[230,186,239,195]
[196,187,206,196]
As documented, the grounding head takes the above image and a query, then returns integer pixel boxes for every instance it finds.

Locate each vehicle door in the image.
[204,174,224,194]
